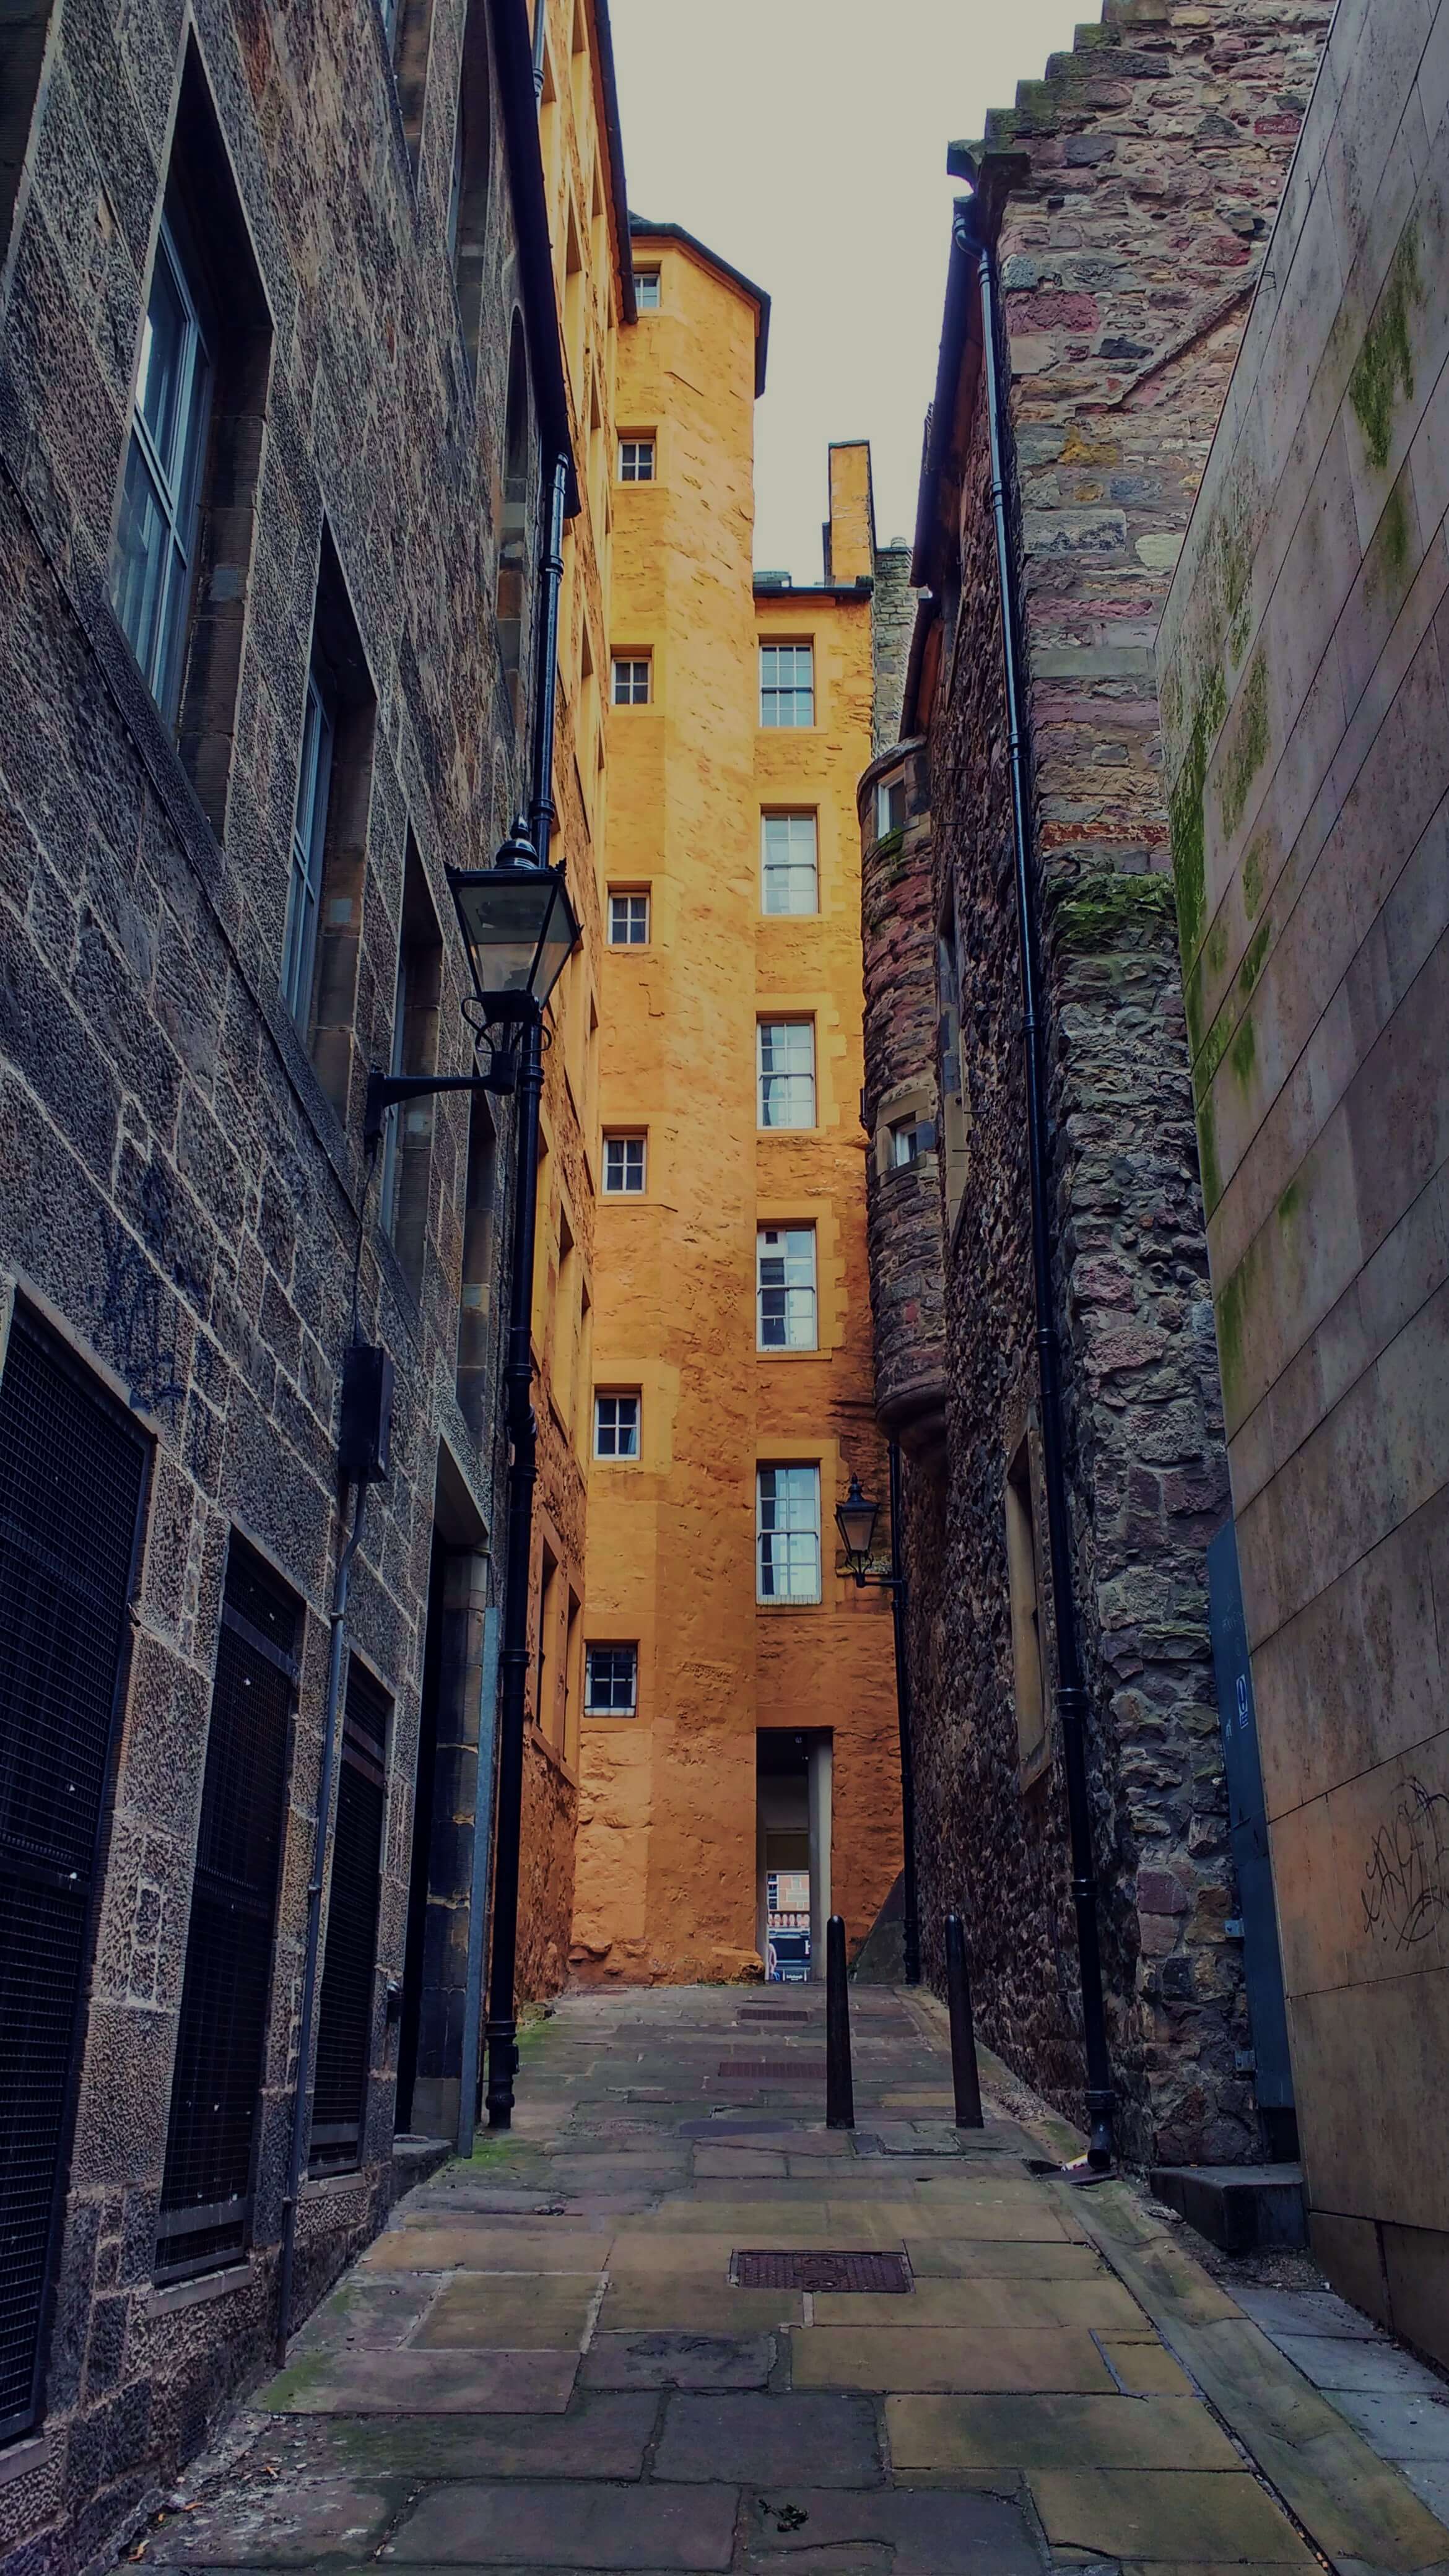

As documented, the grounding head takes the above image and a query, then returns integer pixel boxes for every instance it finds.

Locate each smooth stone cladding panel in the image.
[0,0,551,2564]
[886,0,1331,2170]
[1157,0,1449,2369]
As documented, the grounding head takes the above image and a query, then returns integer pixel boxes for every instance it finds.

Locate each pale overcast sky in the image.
[609,0,1087,580]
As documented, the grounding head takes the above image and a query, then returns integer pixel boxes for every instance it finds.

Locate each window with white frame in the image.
[757,1021,815,1130]
[876,776,907,837]
[761,813,818,915]
[603,1133,646,1194]
[111,214,213,729]
[594,1391,640,1459]
[757,1227,817,1351]
[889,1118,921,1168]
[633,268,661,309]
[280,655,335,1027]
[585,1643,638,1714]
[612,656,651,705]
[759,643,814,728]
[619,437,655,482]
[609,890,650,946]
[757,1464,821,1604]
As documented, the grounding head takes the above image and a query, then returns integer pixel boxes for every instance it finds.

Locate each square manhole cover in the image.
[738,2008,811,2024]
[718,2059,827,2079]
[730,2249,913,2293]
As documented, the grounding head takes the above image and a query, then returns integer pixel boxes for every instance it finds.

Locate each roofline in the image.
[492,0,580,513]
[591,2,636,327]
[629,214,771,396]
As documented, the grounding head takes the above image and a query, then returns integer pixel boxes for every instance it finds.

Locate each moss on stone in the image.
[1380,481,1411,583]
[1196,1096,1221,1216]
[1229,1010,1256,1090]
[1214,1240,1259,1421]
[1237,916,1271,1001]
[1219,651,1269,843]
[873,825,905,860]
[1184,952,1205,1059]
[1206,916,1227,980]
[1051,869,1178,952]
[1168,662,1227,965]
[1349,225,1422,473]
[1242,835,1268,921]
[1192,1001,1232,1105]
[1276,1173,1302,1229]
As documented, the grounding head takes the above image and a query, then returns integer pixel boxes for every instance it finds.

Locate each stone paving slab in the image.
[1272,2335,1448,2396]
[1237,2287,1390,2341]
[381,2479,739,2568]
[140,2475,399,2563]
[1030,2467,1321,2564]
[903,2235,1109,2279]
[411,2278,598,2350]
[361,2228,614,2273]
[578,2330,775,2390]
[738,2483,1041,2574]
[809,2273,1146,2329]
[256,2393,658,2480]
[1326,2388,1449,2460]
[1103,2336,1195,2396]
[598,2279,803,2333]
[886,2390,1243,2472]
[652,2390,881,2486]
[258,2351,580,2415]
[790,2325,1116,2392]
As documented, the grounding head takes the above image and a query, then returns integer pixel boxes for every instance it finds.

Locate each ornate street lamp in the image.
[833,1455,921,1985]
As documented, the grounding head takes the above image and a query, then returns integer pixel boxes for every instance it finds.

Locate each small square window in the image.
[760,643,814,728]
[762,813,818,916]
[877,777,907,837]
[634,269,661,310]
[603,1133,646,1194]
[594,1391,640,1459]
[758,1021,816,1131]
[586,1643,638,1714]
[613,656,651,705]
[889,1119,920,1168]
[609,890,650,946]
[757,1227,817,1351]
[619,437,655,483]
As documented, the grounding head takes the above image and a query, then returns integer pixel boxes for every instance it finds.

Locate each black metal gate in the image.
[309,1659,388,2175]
[155,1540,299,2281]
[0,1308,150,2441]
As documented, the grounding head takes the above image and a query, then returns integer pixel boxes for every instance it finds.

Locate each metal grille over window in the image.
[757,1464,821,1603]
[309,1661,389,2177]
[0,1310,149,2441]
[757,1227,817,1351]
[585,1645,637,1715]
[759,643,813,727]
[761,814,818,915]
[156,1539,299,2281]
[758,1022,815,1129]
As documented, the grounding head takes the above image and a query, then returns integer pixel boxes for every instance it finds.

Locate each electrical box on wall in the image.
[339,1344,394,1485]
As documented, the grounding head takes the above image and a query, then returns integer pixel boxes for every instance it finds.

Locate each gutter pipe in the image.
[276,1482,368,2362]
[962,195,1115,2172]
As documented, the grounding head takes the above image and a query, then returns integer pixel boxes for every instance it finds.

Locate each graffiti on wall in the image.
[1361,1777,1449,1950]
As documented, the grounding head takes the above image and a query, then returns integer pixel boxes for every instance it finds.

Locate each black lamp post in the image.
[834,1452,921,1986]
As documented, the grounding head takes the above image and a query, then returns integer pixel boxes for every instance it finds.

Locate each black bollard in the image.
[825,1915,855,2130]
[945,1912,984,2128]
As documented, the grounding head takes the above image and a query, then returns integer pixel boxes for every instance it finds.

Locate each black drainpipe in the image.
[532,0,546,103]
[962,196,1115,2171]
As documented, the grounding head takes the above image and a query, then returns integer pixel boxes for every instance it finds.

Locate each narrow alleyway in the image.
[127,1990,1449,2575]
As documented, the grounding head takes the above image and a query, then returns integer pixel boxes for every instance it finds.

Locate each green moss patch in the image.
[1168,663,1227,965]
[1229,1011,1256,1090]
[1349,226,1422,473]
[1242,835,1269,921]
[1050,869,1178,954]
[1214,1238,1262,1422]
[1196,1095,1221,1216]
[1237,916,1271,1001]
[1219,651,1269,843]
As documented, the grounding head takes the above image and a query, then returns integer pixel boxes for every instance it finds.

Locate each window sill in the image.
[0,2434,51,2489]
[755,1348,827,1364]
[145,2261,252,2319]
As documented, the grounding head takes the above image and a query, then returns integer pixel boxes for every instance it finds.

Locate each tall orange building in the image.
[570,220,901,1983]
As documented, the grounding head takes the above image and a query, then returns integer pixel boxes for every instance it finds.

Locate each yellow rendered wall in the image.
[571,237,900,1982]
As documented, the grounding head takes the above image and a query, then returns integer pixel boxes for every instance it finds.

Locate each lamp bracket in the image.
[364,1060,517,1151]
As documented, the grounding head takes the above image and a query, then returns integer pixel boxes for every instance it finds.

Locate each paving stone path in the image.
[126,1987,1449,2575]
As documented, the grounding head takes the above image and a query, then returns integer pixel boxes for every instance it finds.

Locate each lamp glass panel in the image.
[836,1492,877,1560]
[453,872,550,995]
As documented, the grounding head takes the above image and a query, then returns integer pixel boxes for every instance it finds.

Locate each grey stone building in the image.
[1159,0,1449,2367]
[0,0,586,2562]
[859,0,1330,2170]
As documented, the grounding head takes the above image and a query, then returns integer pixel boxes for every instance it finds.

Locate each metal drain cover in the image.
[731,2249,913,2293]
[718,2058,827,2079]
[738,2008,811,2024]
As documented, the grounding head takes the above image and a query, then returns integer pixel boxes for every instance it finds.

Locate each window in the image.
[877,776,907,837]
[586,1644,638,1714]
[890,1119,920,1168]
[612,656,651,705]
[761,813,818,915]
[309,1661,389,2177]
[594,1391,640,1459]
[757,1227,817,1351]
[937,901,972,1232]
[497,316,529,724]
[760,643,814,727]
[157,1540,300,2279]
[387,0,435,170]
[609,890,650,946]
[0,1308,149,2439]
[1005,1438,1046,1778]
[381,842,443,1293]
[450,2,491,383]
[111,214,212,729]
[634,268,661,309]
[456,1092,498,1437]
[281,655,334,1027]
[619,437,655,483]
[757,1464,821,1604]
[603,1133,646,1194]
[758,1020,815,1130]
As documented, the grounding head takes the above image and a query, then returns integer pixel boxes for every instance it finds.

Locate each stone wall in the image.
[1157,0,1449,2365]
[874,0,1332,2167]
[0,0,551,2561]
[871,546,916,754]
